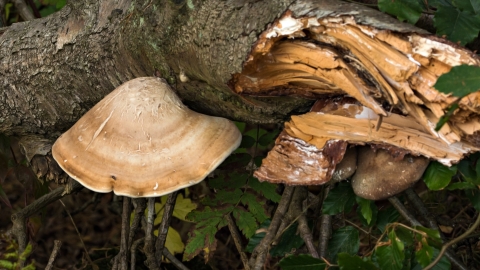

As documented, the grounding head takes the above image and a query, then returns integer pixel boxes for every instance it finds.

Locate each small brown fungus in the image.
[351,147,429,200]
[52,77,241,198]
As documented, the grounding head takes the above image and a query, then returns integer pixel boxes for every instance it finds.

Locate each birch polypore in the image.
[52,77,241,198]
[238,1,480,193]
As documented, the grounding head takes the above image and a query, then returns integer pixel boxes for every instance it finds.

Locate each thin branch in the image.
[25,0,41,18]
[9,180,82,254]
[291,187,319,258]
[12,0,35,21]
[45,240,62,270]
[424,212,480,270]
[404,188,439,230]
[131,238,144,270]
[389,196,468,270]
[318,185,333,258]
[68,193,99,217]
[249,186,295,270]
[129,198,146,249]
[162,248,190,270]
[144,197,159,270]
[226,214,250,270]
[119,197,131,270]
[155,191,178,267]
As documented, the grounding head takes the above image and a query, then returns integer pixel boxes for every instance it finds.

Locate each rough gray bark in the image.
[0,0,437,137]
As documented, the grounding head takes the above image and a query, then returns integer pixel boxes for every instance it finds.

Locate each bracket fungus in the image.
[243,1,480,199]
[52,77,241,198]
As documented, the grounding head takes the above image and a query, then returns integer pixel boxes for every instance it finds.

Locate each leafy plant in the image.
[0,237,36,270]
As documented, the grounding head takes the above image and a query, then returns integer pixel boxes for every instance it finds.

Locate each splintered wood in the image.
[239,10,480,189]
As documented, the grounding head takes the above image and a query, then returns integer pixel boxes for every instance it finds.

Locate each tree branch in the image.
[249,186,294,270]
[226,214,250,270]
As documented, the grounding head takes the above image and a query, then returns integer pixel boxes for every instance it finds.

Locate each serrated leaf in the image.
[337,253,379,270]
[241,192,268,223]
[375,231,405,270]
[215,189,243,205]
[435,65,480,97]
[0,260,14,269]
[279,254,326,270]
[377,207,400,233]
[434,7,480,45]
[233,208,257,238]
[249,177,281,202]
[327,226,359,262]
[154,226,185,255]
[322,182,356,215]
[356,196,375,225]
[378,0,423,24]
[415,238,434,267]
[423,161,457,190]
[465,188,480,211]
[183,225,217,261]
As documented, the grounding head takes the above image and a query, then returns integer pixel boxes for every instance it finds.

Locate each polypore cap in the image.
[52,77,241,198]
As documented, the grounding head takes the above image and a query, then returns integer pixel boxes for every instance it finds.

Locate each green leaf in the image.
[465,188,480,211]
[153,226,185,255]
[423,162,457,190]
[415,226,441,241]
[279,254,326,270]
[327,226,360,262]
[214,189,243,205]
[356,196,376,225]
[415,238,434,267]
[209,173,249,190]
[322,182,356,215]
[154,194,197,224]
[435,65,480,97]
[183,225,217,261]
[239,135,256,149]
[0,260,14,269]
[235,122,246,133]
[258,130,280,146]
[446,181,477,190]
[375,231,405,270]
[270,222,305,257]
[435,6,480,45]
[378,0,423,24]
[458,159,479,184]
[337,253,379,270]
[377,207,400,233]
[245,220,270,252]
[396,226,414,246]
[241,192,269,223]
[249,177,281,202]
[233,208,257,238]
[452,0,480,14]
[412,247,451,270]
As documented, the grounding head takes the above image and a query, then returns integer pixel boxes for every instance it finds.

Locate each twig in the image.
[129,198,146,248]
[249,186,295,270]
[291,187,319,258]
[45,240,62,270]
[119,197,131,270]
[162,248,190,270]
[25,0,41,18]
[68,193,99,217]
[155,191,178,267]
[226,214,250,270]
[318,185,333,258]
[12,0,35,21]
[9,180,83,255]
[389,196,468,270]
[144,198,159,270]
[424,212,480,270]
[131,238,144,270]
[404,188,439,230]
